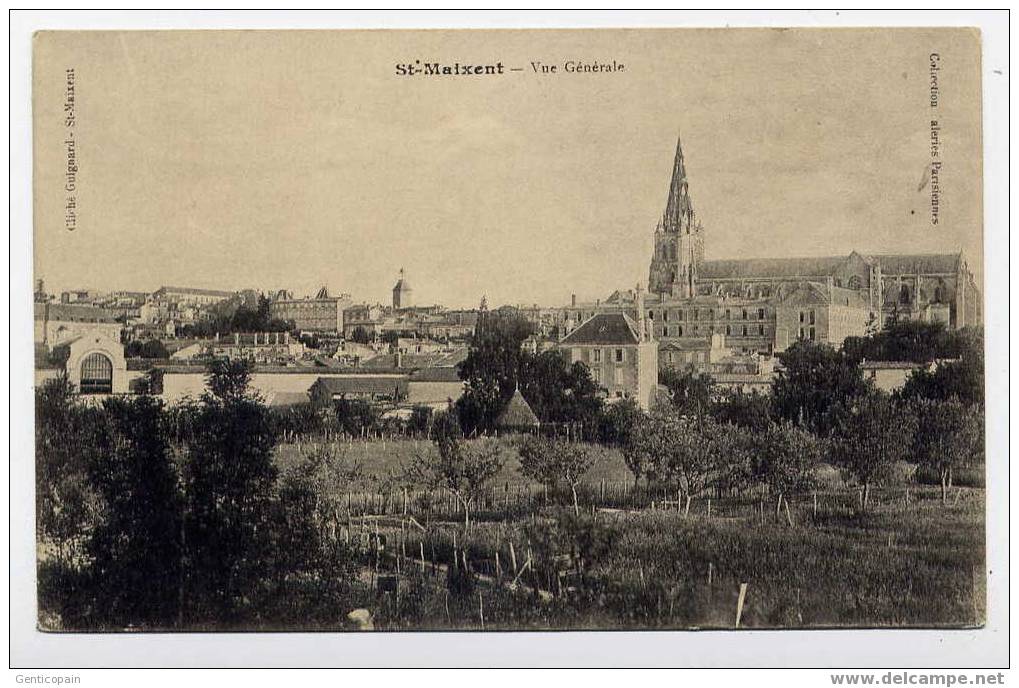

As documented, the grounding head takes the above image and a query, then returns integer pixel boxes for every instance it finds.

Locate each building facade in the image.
[152,285,236,307]
[560,134,981,372]
[34,302,123,349]
[558,299,658,410]
[270,287,352,333]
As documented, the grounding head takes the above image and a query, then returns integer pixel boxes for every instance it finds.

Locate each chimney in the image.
[635,283,646,342]
[571,293,577,307]
[395,350,402,369]
[234,332,240,345]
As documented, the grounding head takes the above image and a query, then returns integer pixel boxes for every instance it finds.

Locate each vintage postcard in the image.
[30,27,987,640]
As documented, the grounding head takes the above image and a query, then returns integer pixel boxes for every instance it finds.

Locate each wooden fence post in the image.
[735,583,748,628]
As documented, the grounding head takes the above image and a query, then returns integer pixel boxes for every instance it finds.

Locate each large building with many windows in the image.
[559,135,981,370]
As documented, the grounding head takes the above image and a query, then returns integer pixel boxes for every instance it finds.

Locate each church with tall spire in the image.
[556,131,980,380]
[648,135,704,298]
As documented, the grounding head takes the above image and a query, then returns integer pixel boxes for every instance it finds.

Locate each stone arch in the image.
[79,351,114,394]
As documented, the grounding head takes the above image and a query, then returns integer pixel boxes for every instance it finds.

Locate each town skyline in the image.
[34,30,982,309]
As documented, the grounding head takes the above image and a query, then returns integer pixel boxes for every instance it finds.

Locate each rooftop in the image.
[560,312,642,346]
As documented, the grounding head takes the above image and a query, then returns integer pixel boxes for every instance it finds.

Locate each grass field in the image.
[274,435,634,489]
[273,437,985,631]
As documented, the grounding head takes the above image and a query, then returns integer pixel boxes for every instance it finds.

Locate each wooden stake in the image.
[478,593,485,630]
[813,493,818,517]
[735,583,748,628]
[707,499,712,519]
[509,541,518,575]
[420,541,425,574]
[707,562,713,588]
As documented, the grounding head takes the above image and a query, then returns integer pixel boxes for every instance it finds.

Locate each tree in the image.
[407,405,433,437]
[519,350,603,429]
[35,376,103,580]
[409,412,504,529]
[517,436,596,515]
[264,448,358,625]
[333,398,380,437]
[910,397,983,502]
[455,311,534,433]
[177,391,279,623]
[900,355,984,406]
[842,319,976,365]
[597,397,643,446]
[84,396,183,628]
[709,422,756,498]
[135,367,165,395]
[831,391,917,510]
[125,338,170,359]
[711,388,774,432]
[625,408,723,509]
[773,340,870,435]
[205,358,258,403]
[659,367,714,416]
[754,420,823,515]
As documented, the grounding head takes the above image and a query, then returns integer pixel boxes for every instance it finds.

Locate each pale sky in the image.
[34,29,983,308]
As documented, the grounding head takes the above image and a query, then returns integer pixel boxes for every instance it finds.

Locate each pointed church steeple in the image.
[663,134,693,232]
[649,131,704,298]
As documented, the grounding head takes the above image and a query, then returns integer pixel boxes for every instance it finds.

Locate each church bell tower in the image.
[648,135,704,298]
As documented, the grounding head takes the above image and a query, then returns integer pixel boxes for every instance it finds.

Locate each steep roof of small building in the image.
[495,388,540,428]
[560,312,641,346]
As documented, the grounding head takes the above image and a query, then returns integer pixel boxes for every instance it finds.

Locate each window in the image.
[799,311,805,323]
[899,285,911,305]
[693,310,699,321]
[742,325,748,337]
[80,352,113,394]
[798,327,805,340]
[663,310,669,322]
[662,326,669,337]
[648,310,654,320]
[848,275,863,290]
[593,349,601,363]
[758,308,765,319]
[615,349,624,363]
[809,327,816,341]
[758,324,765,336]
[614,368,624,385]
[677,310,684,321]
[678,325,684,336]
[809,310,816,325]
[742,309,748,320]
[725,309,731,319]
[725,325,731,336]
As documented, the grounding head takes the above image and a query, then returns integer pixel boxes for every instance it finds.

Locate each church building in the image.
[563,134,981,367]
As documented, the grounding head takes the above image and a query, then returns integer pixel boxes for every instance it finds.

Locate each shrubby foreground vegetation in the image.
[36,319,985,630]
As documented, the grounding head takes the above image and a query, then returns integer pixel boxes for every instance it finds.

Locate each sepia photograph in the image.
[13,13,1008,670]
